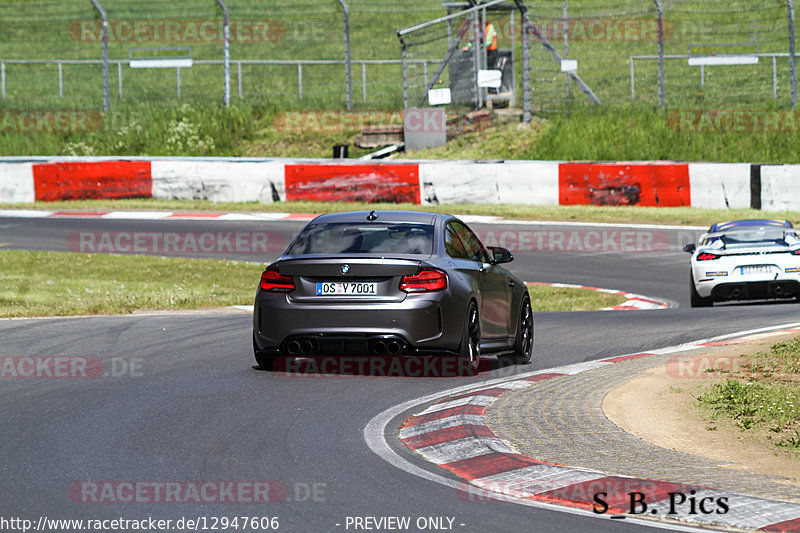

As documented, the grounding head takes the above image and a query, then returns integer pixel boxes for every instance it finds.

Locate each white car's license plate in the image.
[316,282,377,296]
[740,265,774,275]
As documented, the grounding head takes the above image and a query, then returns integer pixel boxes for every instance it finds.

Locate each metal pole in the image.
[774,56,778,98]
[510,10,516,107]
[238,61,242,98]
[298,63,303,99]
[177,67,181,98]
[521,14,531,121]
[216,0,230,107]
[481,6,488,105]
[564,0,570,98]
[58,62,63,98]
[654,0,665,109]
[471,11,483,109]
[398,0,507,36]
[400,35,408,109]
[117,61,122,98]
[338,0,352,110]
[481,7,487,71]
[1,62,5,100]
[788,0,798,109]
[630,57,635,100]
[362,62,367,101]
[90,0,110,111]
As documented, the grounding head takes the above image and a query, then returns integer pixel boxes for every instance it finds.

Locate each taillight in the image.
[697,252,720,261]
[792,249,800,256]
[400,269,447,293]
[260,269,295,292]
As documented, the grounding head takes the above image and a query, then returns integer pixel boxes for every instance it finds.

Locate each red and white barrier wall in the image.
[0,157,796,211]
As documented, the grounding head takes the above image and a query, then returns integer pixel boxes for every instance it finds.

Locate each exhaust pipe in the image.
[387,341,402,355]
[286,340,302,355]
[775,285,784,296]
[731,288,741,299]
[300,340,314,354]
[373,341,387,355]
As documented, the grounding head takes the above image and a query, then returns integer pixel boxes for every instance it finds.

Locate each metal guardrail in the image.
[0,58,439,103]
[629,53,798,101]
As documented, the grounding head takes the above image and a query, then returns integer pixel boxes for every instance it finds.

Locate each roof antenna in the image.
[367,210,378,221]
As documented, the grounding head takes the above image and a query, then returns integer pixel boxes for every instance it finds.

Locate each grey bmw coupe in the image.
[252,210,533,372]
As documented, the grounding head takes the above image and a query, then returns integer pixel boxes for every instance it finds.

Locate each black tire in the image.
[510,295,534,365]
[460,301,481,371]
[253,333,277,370]
[690,271,713,308]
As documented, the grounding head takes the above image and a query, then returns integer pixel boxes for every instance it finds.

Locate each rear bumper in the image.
[253,292,459,354]
[692,263,800,299]
[709,280,800,301]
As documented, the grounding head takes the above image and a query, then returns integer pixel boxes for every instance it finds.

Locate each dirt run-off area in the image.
[604,332,800,484]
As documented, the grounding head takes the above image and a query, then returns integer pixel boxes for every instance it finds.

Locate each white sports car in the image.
[683,219,800,307]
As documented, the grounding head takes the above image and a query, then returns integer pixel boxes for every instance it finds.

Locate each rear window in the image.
[287,223,434,255]
[705,229,790,246]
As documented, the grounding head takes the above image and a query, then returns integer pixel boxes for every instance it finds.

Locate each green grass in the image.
[699,379,800,432]
[747,338,800,377]
[528,284,626,312]
[0,250,262,316]
[698,336,800,453]
[0,102,265,157]
[4,103,800,163]
[410,106,800,163]
[3,199,799,227]
[0,249,623,317]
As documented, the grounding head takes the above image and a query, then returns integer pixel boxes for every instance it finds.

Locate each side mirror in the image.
[682,243,696,253]
[488,246,513,264]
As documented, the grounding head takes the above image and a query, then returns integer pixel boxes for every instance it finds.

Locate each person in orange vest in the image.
[485,22,498,69]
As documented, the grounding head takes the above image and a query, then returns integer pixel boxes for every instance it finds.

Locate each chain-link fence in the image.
[528,0,798,112]
[0,1,798,113]
[0,0,442,110]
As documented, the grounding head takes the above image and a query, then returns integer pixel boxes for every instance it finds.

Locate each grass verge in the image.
[0,250,262,317]
[528,284,626,312]
[5,104,800,163]
[2,199,799,227]
[698,336,800,456]
[0,250,624,317]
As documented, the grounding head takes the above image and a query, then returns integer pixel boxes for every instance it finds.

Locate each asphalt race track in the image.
[3,215,800,533]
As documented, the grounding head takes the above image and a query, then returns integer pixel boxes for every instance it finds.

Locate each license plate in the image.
[316,282,377,296]
[740,265,774,275]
